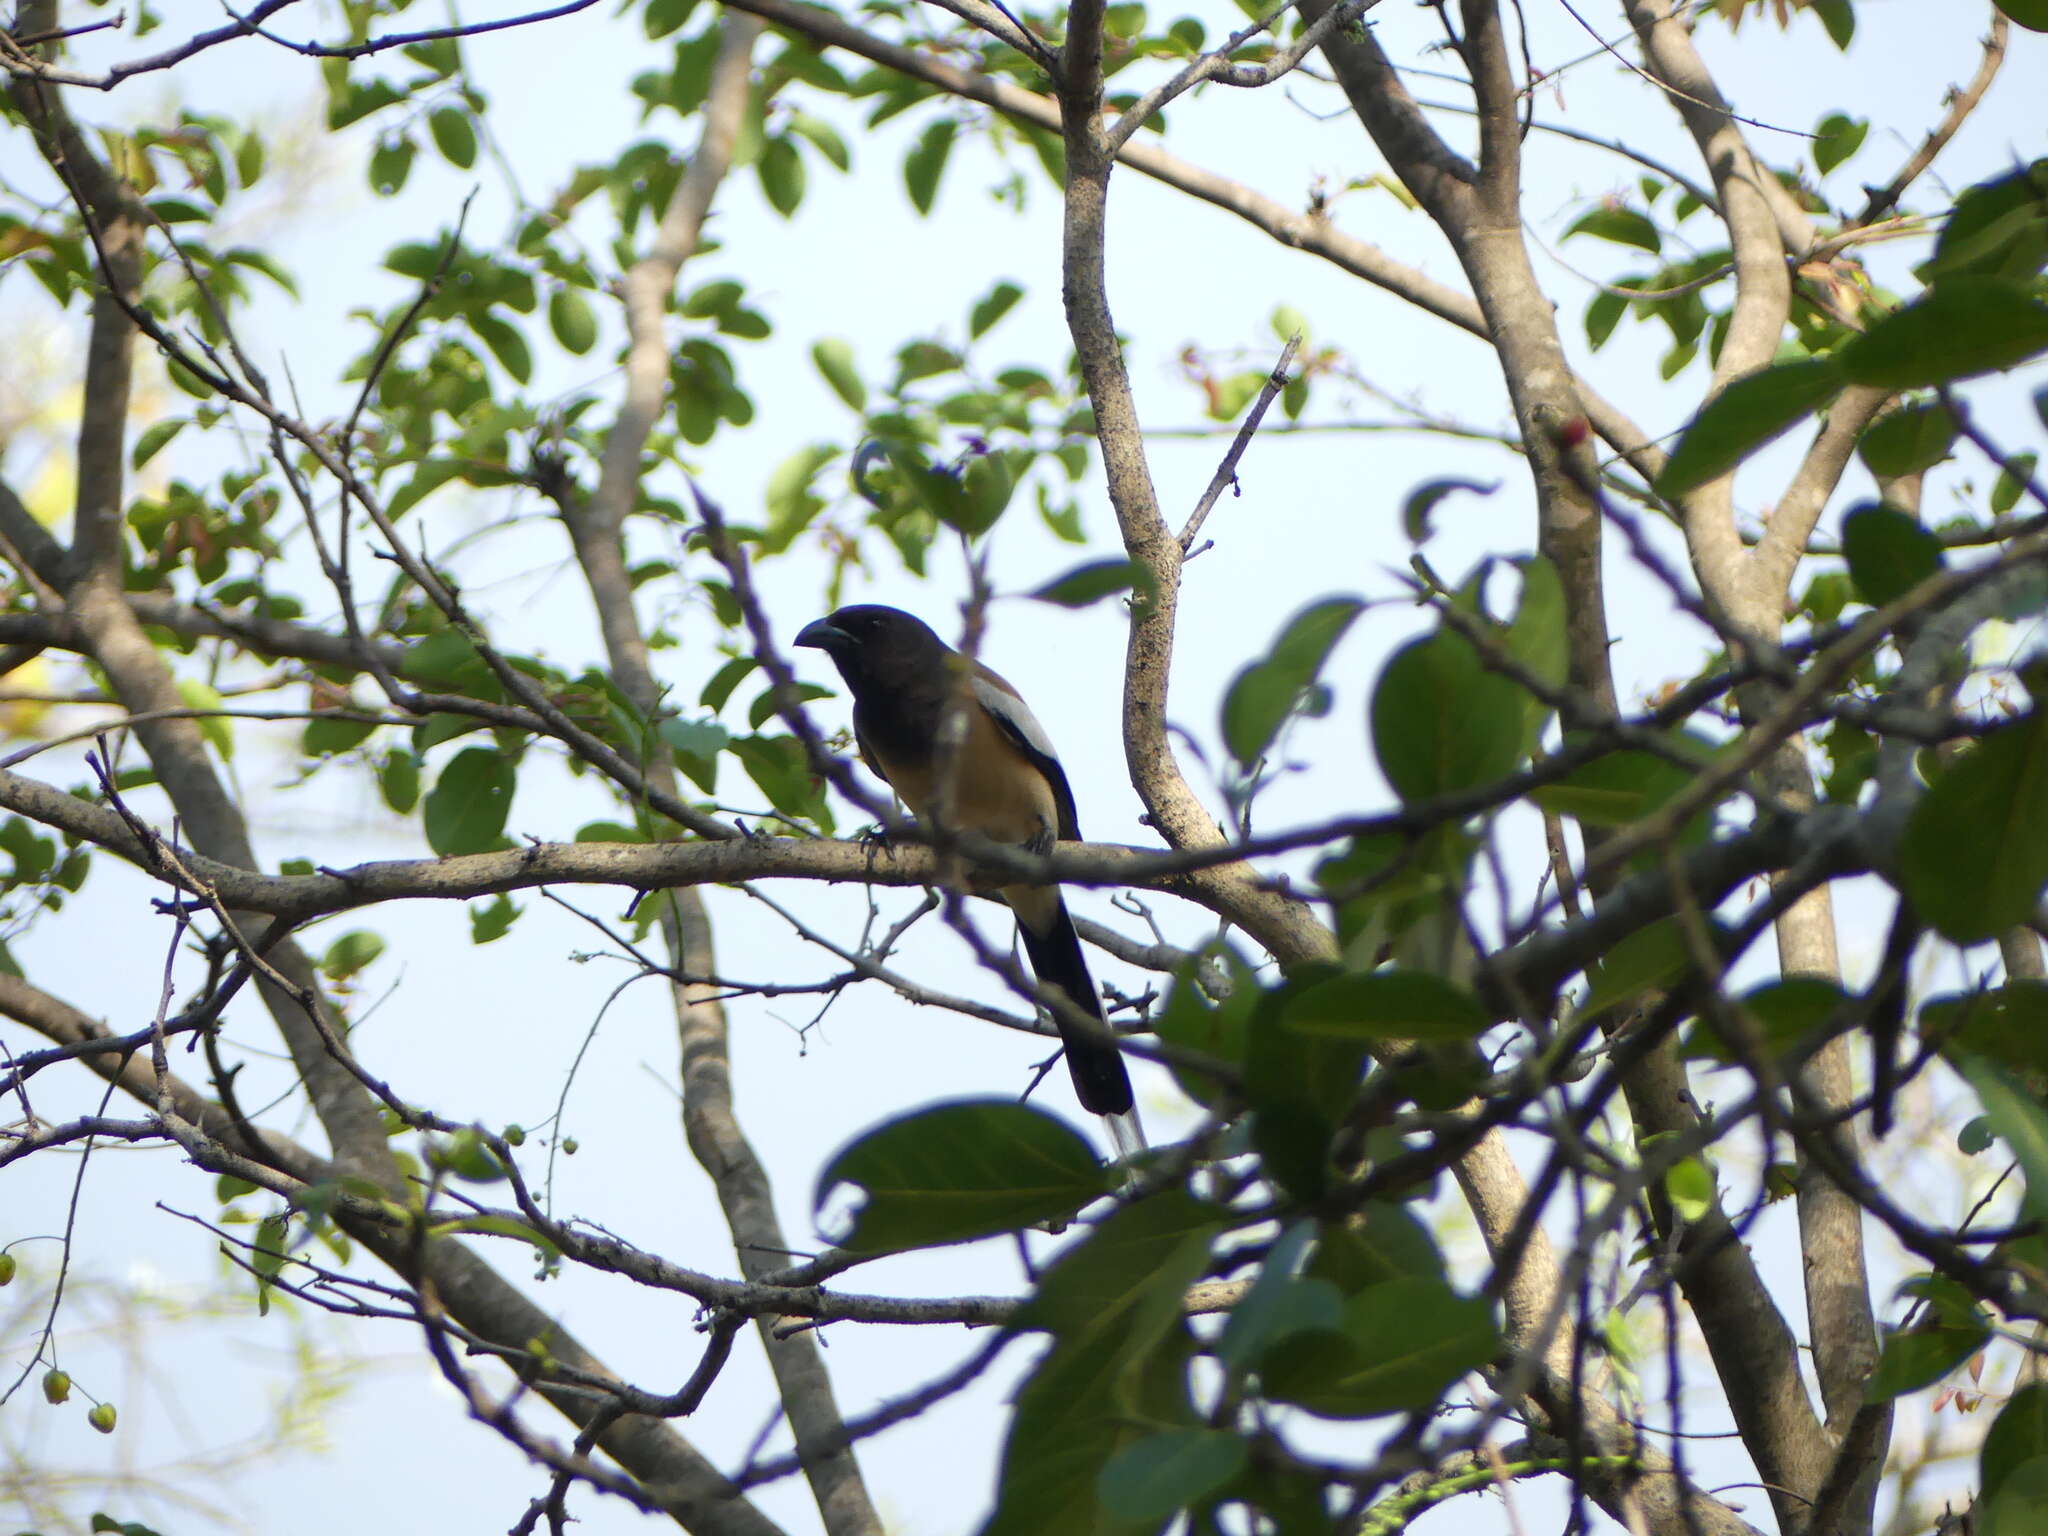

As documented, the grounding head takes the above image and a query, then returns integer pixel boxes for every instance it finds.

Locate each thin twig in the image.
[1179,334,1301,555]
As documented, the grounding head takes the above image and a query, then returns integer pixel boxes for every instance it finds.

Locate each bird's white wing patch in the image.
[974,676,1061,764]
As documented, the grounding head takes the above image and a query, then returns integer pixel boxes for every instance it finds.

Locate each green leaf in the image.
[415,713,485,751]
[378,750,420,814]
[811,338,865,410]
[1284,969,1491,1042]
[1220,597,1364,765]
[1150,947,1260,1110]
[472,313,533,383]
[1236,966,1368,1146]
[1103,1,1146,37]
[1020,1187,1221,1338]
[1213,1219,1324,1368]
[303,714,376,756]
[746,681,830,732]
[329,77,404,129]
[1206,369,1266,422]
[1995,0,2048,32]
[469,893,520,944]
[1506,555,1567,748]
[758,134,806,217]
[0,817,54,882]
[427,106,477,169]
[786,110,850,170]
[1040,493,1085,543]
[1564,204,1661,253]
[1097,1430,1247,1523]
[1401,477,1496,544]
[1813,112,1867,176]
[1532,741,1698,831]
[681,279,743,320]
[1690,976,1848,1062]
[953,451,1015,536]
[1369,629,1523,802]
[400,628,494,693]
[1663,1156,1715,1221]
[222,245,298,297]
[1259,1277,1497,1419]
[1811,0,1854,46]
[1838,277,2048,390]
[548,287,598,355]
[1857,402,1957,479]
[386,238,450,280]
[984,1194,1216,1536]
[729,733,827,828]
[367,133,416,196]
[1994,452,2040,517]
[253,1211,289,1280]
[1842,504,1943,606]
[969,280,1024,339]
[1028,559,1152,609]
[1654,358,1844,496]
[1984,1457,2048,1536]
[814,1099,1107,1254]
[763,443,837,551]
[233,128,267,188]
[1985,1386,2048,1510]
[387,458,467,519]
[701,656,759,713]
[1867,1315,1988,1401]
[1960,1057,2048,1224]
[131,418,185,470]
[660,715,731,759]
[1585,287,1630,350]
[429,1127,508,1183]
[1899,712,2048,942]
[422,746,517,855]
[176,678,233,761]
[1926,161,2048,284]
[320,929,385,982]
[1307,1205,1445,1292]
[1922,982,2048,1076]
[1270,302,1309,345]
[643,0,696,34]
[575,820,645,844]
[1581,917,1696,1018]
[904,117,956,215]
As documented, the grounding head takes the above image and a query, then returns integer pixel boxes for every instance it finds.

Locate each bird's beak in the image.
[795,618,850,652]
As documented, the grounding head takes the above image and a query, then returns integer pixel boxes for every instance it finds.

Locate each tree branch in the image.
[1852,10,2009,228]
[0,968,791,1536]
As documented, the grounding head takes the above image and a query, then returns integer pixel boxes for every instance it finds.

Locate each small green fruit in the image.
[88,1402,117,1433]
[42,1368,71,1404]
[0,1251,17,1285]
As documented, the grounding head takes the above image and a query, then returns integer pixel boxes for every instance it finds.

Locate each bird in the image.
[795,604,1143,1159]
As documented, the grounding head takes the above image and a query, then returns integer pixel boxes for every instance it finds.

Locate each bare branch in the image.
[713,0,1662,481]
[1179,334,1300,554]
[1104,0,1377,154]
[0,0,606,89]
[1853,10,2010,227]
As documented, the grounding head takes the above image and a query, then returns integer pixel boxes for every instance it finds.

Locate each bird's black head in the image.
[794,605,949,690]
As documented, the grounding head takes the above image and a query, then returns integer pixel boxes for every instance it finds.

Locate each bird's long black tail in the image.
[1016,897,1134,1117]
